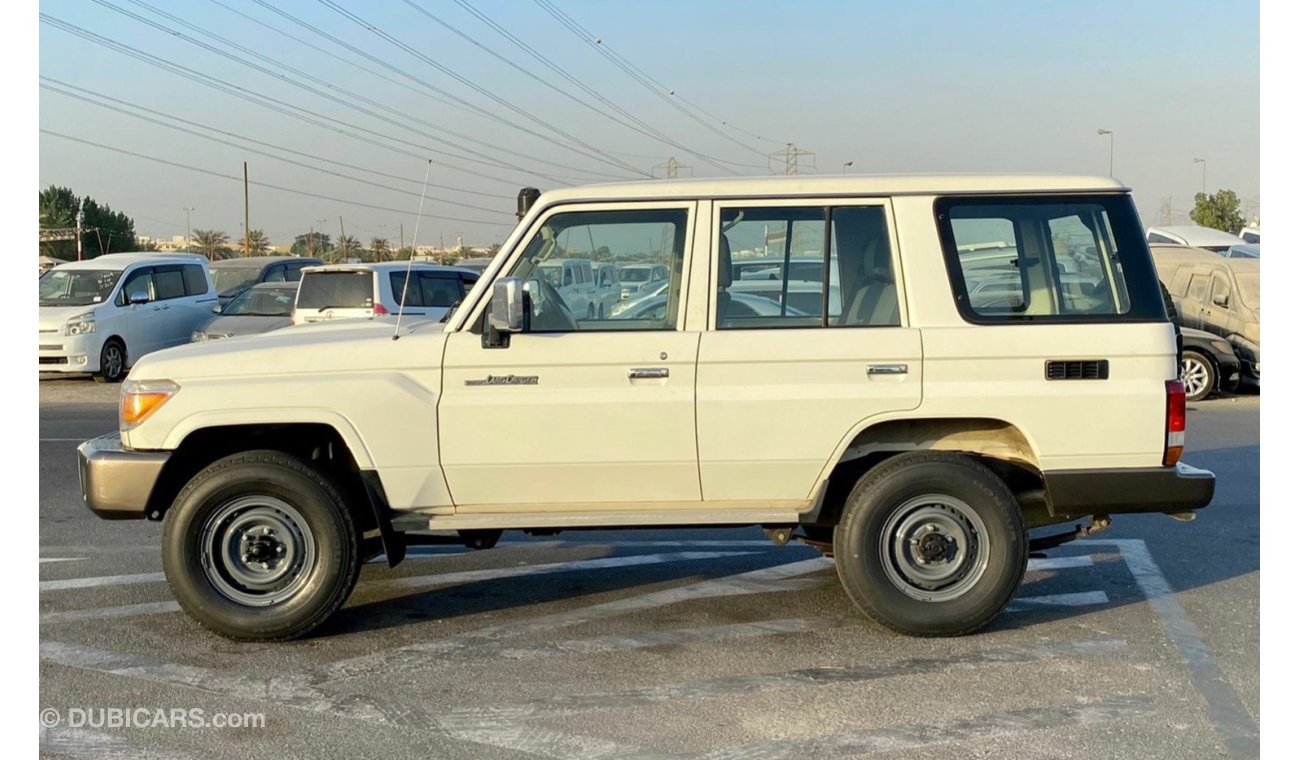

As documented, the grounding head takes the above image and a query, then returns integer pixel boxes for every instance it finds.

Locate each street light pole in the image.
[1193,157,1207,194]
[1096,129,1113,177]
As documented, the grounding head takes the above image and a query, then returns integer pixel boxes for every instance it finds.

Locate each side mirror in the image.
[212,304,223,314]
[1212,293,1229,308]
[129,291,150,305]
[489,277,525,333]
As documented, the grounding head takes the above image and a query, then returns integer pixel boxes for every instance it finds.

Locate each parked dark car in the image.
[209,256,322,304]
[1180,327,1240,402]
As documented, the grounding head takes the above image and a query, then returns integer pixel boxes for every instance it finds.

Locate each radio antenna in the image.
[393,159,433,340]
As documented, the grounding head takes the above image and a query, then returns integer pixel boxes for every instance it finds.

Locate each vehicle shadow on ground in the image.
[320,547,816,637]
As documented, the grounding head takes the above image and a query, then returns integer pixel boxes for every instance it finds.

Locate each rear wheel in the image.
[162,450,361,641]
[94,339,127,383]
[1180,351,1216,402]
[833,452,1027,636]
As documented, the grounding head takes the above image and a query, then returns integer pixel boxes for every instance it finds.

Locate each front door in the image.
[438,203,701,508]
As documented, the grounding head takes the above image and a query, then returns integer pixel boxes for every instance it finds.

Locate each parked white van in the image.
[291,262,479,326]
[38,252,216,382]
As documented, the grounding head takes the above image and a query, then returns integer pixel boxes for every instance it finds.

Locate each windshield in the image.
[39,269,121,307]
[212,268,262,297]
[225,287,296,317]
[618,267,651,282]
[296,271,373,310]
[1237,273,1259,311]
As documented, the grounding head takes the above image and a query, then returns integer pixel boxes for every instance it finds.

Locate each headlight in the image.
[64,314,95,336]
[191,330,207,343]
[120,379,179,430]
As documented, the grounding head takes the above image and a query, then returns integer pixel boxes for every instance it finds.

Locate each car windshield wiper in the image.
[315,304,361,312]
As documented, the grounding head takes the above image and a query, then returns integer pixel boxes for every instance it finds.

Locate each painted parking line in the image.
[39,557,85,565]
[39,551,761,625]
[1005,590,1110,612]
[1027,555,1095,571]
[41,572,166,592]
[1087,538,1259,759]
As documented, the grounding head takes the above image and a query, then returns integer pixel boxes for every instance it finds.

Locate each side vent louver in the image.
[1045,360,1109,380]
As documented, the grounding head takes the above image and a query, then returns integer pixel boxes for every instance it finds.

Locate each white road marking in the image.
[382,551,758,590]
[40,437,91,442]
[1005,590,1109,611]
[1087,538,1259,758]
[40,557,85,564]
[1026,555,1095,571]
[40,571,166,592]
[40,725,196,759]
[41,601,181,625]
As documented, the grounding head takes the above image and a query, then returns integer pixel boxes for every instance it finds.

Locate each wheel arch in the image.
[803,417,1047,529]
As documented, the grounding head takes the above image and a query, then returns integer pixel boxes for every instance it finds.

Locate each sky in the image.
[37,0,1261,247]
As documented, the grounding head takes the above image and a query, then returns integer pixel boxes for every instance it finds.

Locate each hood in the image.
[198,315,293,338]
[129,318,446,381]
[38,304,100,331]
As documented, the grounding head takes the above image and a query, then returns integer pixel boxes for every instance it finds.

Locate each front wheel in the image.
[162,450,361,641]
[1180,351,1217,402]
[94,339,127,383]
[833,452,1027,637]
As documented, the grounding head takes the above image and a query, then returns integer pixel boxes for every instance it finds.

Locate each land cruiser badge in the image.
[465,374,539,386]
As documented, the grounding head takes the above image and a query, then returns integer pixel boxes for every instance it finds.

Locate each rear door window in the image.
[181,264,209,296]
[938,195,1165,322]
[1187,274,1210,303]
[418,273,463,307]
[297,271,374,310]
[153,266,187,301]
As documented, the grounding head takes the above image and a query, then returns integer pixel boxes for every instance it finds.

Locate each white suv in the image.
[291,262,479,325]
[39,252,216,382]
[78,175,1214,641]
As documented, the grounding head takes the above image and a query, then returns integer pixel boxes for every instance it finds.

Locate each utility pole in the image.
[769,143,815,175]
[653,157,690,179]
[1193,157,1207,194]
[400,223,405,254]
[75,197,84,261]
[1097,129,1114,177]
[183,207,194,254]
[339,216,347,260]
[243,162,251,257]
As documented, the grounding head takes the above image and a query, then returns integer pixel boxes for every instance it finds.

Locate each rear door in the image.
[1184,272,1212,330]
[696,199,923,502]
[114,265,162,356]
[294,269,376,323]
[1201,268,1233,338]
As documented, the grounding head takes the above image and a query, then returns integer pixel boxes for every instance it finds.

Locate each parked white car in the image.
[1146,225,1244,254]
[536,258,599,318]
[617,262,669,301]
[291,262,479,326]
[590,262,622,319]
[38,252,216,382]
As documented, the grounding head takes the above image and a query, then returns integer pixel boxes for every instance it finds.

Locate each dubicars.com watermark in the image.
[41,707,265,730]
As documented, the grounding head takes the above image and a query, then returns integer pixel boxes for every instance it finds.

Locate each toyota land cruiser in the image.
[78,175,1214,641]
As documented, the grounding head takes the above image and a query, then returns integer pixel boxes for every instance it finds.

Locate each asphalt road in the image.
[38,378,1260,759]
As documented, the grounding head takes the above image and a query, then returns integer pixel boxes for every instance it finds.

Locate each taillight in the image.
[1164,379,1186,466]
[373,303,389,315]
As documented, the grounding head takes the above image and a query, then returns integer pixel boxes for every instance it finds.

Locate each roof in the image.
[1149,244,1260,273]
[48,251,207,271]
[301,261,478,275]
[535,174,1128,205]
[210,256,320,267]
[1147,225,1243,246]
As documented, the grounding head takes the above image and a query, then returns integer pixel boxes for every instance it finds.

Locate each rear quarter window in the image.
[296,271,374,309]
[936,195,1166,323]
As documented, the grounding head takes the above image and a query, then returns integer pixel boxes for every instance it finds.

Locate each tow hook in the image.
[1028,514,1111,554]
[1080,515,1111,536]
[762,525,795,546]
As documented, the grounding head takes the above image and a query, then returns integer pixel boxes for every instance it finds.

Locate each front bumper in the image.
[1043,461,1215,518]
[39,332,99,373]
[77,434,171,519]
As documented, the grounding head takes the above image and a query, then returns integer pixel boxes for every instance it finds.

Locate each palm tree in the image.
[369,237,390,262]
[242,228,270,256]
[191,229,231,260]
[334,235,361,262]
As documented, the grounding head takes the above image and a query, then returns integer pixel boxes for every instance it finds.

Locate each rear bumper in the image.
[1043,462,1215,518]
[77,434,170,519]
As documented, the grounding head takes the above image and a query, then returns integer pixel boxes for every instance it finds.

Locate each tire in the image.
[162,450,361,641]
[94,339,127,384]
[833,451,1027,637]
[1180,351,1216,402]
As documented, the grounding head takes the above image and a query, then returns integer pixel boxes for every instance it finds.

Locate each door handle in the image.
[867,364,909,375]
[628,367,669,379]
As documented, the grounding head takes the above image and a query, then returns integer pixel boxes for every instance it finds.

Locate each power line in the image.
[41,76,508,200]
[314,0,650,178]
[40,81,508,216]
[87,0,609,183]
[412,0,752,175]
[533,0,776,161]
[41,129,514,228]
